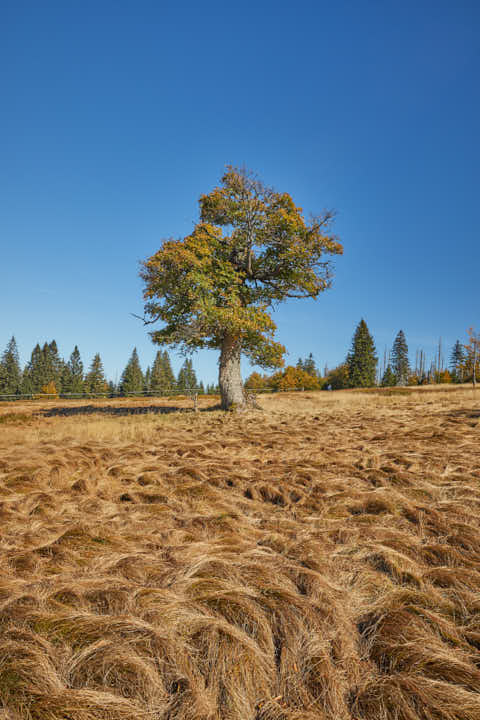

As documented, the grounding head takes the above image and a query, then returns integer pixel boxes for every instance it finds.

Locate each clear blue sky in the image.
[1,0,479,384]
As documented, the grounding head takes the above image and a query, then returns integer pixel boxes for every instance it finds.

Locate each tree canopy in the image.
[141,166,342,407]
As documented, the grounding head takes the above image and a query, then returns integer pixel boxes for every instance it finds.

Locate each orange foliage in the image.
[268,365,321,391]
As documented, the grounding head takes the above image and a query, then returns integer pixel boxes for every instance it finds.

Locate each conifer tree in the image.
[69,346,85,393]
[120,348,144,394]
[161,351,176,392]
[346,319,378,388]
[144,366,151,392]
[0,337,22,395]
[60,346,84,394]
[391,330,410,385]
[150,350,176,395]
[23,344,44,392]
[303,352,317,377]
[450,340,465,383]
[48,340,64,390]
[60,363,73,394]
[85,354,108,395]
[381,364,396,387]
[177,358,198,392]
[150,351,164,394]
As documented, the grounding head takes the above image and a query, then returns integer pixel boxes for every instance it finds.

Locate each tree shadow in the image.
[41,404,190,418]
[40,402,224,418]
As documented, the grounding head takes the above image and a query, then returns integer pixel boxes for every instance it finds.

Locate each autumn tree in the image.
[140,167,342,409]
[245,371,268,390]
[269,365,321,391]
[324,363,349,390]
[464,327,479,388]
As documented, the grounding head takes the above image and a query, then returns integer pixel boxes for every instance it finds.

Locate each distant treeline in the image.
[1,322,478,398]
[245,321,479,391]
[0,341,218,397]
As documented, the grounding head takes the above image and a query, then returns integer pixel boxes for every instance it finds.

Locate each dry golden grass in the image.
[0,387,479,719]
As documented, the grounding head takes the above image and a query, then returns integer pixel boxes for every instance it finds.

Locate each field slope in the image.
[0,388,479,719]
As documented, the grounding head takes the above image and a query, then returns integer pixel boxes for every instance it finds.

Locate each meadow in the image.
[0,386,479,719]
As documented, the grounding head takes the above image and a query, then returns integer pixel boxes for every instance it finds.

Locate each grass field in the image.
[1,386,479,719]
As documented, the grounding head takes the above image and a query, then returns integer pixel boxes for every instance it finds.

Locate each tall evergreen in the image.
[391,330,410,385]
[150,350,176,395]
[346,319,378,387]
[120,347,144,394]
[85,353,108,394]
[62,346,84,394]
[161,351,176,391]
[449,340,465,382]
[69,346,84,392]
[177,358,198,392]
[23,343,44,393]
[144,366,151,392]
[0,337,22,395]
[47,340,64,390]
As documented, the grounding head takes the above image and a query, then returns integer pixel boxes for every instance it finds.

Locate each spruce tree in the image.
[303,352,317,377]
[449,340,465,383]
[150,350,176,395]
[60,363,73,395]
[69,346,84,393]
[162,351,176,392]
[381,364,396,387]
[346,319,378,388]
[177,358,198,392]
[0,363,8,395]
[150,351,165,394]
[120,348,144,394]
[0,337,22,395]
[144,366,151,392]
[391,330,410,385]
[60,346,84,394]
[85,353,108,394]
[23,344,45,392]
[48,340,64,390]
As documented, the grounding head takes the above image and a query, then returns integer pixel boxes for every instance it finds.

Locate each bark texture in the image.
[219,335,244,410]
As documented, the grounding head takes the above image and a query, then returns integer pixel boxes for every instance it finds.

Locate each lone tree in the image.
[140,167,342,409]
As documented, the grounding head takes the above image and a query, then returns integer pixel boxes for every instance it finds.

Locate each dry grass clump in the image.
[0,388,479,718]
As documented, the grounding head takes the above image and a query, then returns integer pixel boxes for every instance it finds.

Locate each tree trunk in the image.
[219,334,244,410]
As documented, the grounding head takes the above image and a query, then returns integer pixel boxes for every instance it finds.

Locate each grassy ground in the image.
[0,387,479,719]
